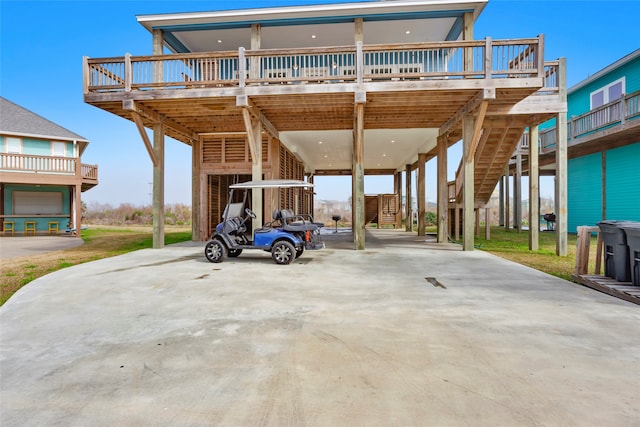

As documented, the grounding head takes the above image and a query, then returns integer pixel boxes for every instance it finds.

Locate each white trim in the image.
[137,0,487,30]
[589,77,625,109]
[0,131,89,144]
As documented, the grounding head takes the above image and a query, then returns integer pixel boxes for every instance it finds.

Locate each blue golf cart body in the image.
[204,180,324,264]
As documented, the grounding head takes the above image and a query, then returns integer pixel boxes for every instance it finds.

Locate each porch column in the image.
[152,123,165,249]
[504,165,510,230]
[405,164,412,232]
[514,153,522,232]
[72,184,82,238]
[192,137,201,241]
[528,125,540,251]
[394,171,402,228]
[436,135,448,243]
[417,153,427,236]
[462,114,475,251]
[152,29,165,249]
[252,120,263,228]
[353,103,365,250]
[498,176,505,226]
[556,57,568,256]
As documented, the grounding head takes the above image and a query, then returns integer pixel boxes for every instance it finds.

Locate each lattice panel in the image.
[224,137,248,162]
[202,139,222,163]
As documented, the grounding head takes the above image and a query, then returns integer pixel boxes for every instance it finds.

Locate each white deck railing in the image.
[84,38,552,93]
[0,153,98,182]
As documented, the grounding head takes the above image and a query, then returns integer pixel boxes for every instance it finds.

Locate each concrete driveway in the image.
[0,235,84,259]
[1,230,639,426]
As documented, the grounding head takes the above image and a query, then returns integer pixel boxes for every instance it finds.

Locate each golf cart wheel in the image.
[295,247,304,258]
[205,240,227,263]
[228,249,243,258]
[272,240,296,265]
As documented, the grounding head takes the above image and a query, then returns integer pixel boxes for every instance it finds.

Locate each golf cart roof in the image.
[230,179,313,189]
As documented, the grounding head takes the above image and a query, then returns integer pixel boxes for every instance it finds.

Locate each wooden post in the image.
[528,125,539,251]
[437,135,448,243]
[250,24,261,81]
[462,114,475,251]
[514,153,522,232]
[454,206,460,242]
[152,29,164,249]
[152,123,165,249]
[504,165,510,230]
[556,57,568,256]
[394,171,402,228]
[485,207,490,240]
[417,153,427,236]
[575,226,599,276]
[353,103,365,250]
[498,176,505,226]
[74,184,82,238]
[475,208,480,237]
[192,137,201,241]
[405,164,412,232]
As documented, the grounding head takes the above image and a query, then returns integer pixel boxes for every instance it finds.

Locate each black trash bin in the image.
[621,222,640,286]
[598,220,631,282]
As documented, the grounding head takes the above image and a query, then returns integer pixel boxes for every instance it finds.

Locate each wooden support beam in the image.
[556,57,568,256]
[468,100,489,160]
[504,165,510,230]
[124,100,198,144]
[462,114,475,251]
[514,153,522,232]
[405,164,412,232]
[353,103,365,250]
[417,153,427,236]
[130,111,159,167]
[152,122,165,249]
[528,125,539,251]
[241,108,259,164]
[192,137,202,241]
[485,207,491,240]
[439,88,495,137]
[437,135,448,243]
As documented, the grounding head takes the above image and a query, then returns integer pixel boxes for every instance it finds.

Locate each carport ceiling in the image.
[279,128,438,173]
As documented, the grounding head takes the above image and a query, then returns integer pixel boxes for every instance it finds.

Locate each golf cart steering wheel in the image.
[245,208,257,219]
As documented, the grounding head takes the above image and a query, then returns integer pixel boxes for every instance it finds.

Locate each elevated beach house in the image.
[0,97,98,236]
[82,0,567,252]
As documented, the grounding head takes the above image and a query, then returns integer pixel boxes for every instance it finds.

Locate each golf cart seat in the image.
[275,209,323,231]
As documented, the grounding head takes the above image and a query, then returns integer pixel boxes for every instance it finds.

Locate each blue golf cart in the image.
[204,180,324,265]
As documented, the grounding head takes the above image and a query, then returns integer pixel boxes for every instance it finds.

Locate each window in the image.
[6,137,21,153]
[52,142,66,157]
[13,191,63,215]
[590,77,625,109]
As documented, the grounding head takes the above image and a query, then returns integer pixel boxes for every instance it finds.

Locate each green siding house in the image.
[0,98,98,236]
[534,49,640,232]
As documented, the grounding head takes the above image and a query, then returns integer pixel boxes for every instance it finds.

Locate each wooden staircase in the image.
[452,125,526,206]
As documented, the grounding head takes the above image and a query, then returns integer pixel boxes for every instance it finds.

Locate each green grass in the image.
[471,227,586,281]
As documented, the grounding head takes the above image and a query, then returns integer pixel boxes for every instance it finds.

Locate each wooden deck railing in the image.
[0,153,98,181]
[84,37,551,93]
[512,89,640,155]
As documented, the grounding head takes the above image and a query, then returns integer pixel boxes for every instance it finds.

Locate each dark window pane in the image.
[609,82,623,101]
[592,90,604,108]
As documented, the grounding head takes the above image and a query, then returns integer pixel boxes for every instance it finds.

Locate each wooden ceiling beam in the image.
[123,100,198,144]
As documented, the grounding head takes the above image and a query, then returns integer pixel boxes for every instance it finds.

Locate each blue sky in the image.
[1,0,639,206]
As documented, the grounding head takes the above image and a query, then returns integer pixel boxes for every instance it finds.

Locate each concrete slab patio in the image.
[1,229,639,426]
